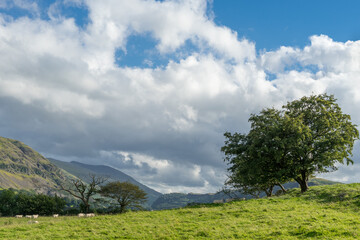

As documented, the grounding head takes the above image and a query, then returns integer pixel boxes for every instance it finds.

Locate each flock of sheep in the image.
[15,214,40,218]
[14,213,95,219]
[212,198,245,203]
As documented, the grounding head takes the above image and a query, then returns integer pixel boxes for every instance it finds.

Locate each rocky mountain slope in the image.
[0,137,68,193]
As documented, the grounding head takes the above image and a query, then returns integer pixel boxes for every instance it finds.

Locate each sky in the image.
[0,0,360,193]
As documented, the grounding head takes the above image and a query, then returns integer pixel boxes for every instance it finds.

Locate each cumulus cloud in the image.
[0,0,359,193]
[83,0,255,71]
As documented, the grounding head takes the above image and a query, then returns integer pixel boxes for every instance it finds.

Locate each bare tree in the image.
[60,174,107,213]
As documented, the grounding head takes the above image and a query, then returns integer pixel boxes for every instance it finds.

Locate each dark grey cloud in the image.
[0,1,359,193]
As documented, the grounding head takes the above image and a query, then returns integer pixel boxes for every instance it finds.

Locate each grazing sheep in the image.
[15,215,23,218]
[28,220,39,224]
[86,213,95,217]
[25,215,33,218]
[32,215,39,219]
[53,214,59,218]
[78,213,85,217]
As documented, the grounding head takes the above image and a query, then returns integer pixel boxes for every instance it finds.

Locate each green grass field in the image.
[1,183,360,239]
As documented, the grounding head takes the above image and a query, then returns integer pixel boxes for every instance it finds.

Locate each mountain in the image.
[0,137,68,194]
[0,136,161,209]
[151,178,341,210]
[151,192,232,210]
[48,159,162,208]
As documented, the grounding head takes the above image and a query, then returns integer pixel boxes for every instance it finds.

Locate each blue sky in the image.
[0,0,360,193]
[213,0,360,51]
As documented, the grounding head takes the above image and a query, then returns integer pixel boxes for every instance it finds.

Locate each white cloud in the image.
[83,0,255,71]
[0,1,359,193]
[96,150,224,193]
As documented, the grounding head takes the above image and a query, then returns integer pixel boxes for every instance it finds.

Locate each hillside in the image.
[1,183,359,239]
[151,192,234,210]
[0,136,161,208]
[151,178,340,210]
[48,159,162,207]
[0,137,68,194]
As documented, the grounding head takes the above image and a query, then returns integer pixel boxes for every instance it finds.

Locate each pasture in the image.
[0,184,360,239]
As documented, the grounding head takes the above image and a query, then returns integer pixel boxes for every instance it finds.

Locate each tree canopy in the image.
[222,94,359,195]
[283,94,359,192]
[99,181,147,213]
[0,189,65,216]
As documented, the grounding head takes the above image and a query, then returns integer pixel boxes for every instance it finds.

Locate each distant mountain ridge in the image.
[48,159,162,208]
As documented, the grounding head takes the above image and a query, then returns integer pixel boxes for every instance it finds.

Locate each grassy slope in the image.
[0,137,68,193]
[0,183,360,239]
[151,178,340,210]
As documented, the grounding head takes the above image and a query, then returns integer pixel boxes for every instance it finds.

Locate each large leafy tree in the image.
[99,181,147,213]
[283,94,359,192]
[222,108,301,197]
[222,94,359,194]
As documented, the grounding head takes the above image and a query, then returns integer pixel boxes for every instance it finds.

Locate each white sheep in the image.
[15,215,23,218]
[25,215,33,218]
[78,213,85,217]
[53,214,59,218]
[28,220,39,224]
[32,215,39,219]
[86,213,95,217]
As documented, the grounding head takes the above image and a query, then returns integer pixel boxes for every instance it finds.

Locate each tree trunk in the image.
[119,204,126,213]
[295,171,309,193]
[81,200,90,213]
[85,203,90,213]
[277,183,287,193]
[264,185,274,197]
[298,180,308,193]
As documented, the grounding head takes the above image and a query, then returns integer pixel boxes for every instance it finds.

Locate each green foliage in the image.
[0,189,16,216]
[222,108,299,196]
[99,181,147,213]
[283,94,359,192]
[0,184,360,239]
[0,189,66,216]
[222,94,359,194]
[151,193,191,210]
